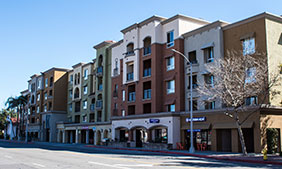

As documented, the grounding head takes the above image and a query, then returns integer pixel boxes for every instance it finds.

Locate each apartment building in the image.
[57,41,114,145]
[41,68,69,142]
[181,13,282,153]
[110,15,209,149]
[26,74,44,141]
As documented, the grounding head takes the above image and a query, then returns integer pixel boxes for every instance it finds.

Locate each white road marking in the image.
[4,155,12,159]
[32,163,46,168]
[88,161,131,169]
[116,164,153,167]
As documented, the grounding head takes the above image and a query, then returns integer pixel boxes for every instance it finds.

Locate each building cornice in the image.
[93,41,115,49]
[161,14,209,25]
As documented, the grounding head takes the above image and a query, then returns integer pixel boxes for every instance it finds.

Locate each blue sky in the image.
[0,0,281,108]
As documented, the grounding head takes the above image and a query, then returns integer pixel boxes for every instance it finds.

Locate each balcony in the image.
[113,90,118,98]
[143,89,151,100]
[127,72,134,81]
[143,68,151,77]
[75,106,80,113]
[97,66,103,76]
[125,51,134,57]
[113,109,118,116]
[74,93,79,99]
[128,92,136,102]
[143,47,151,56]
[96,100,103,110]
[90,104,95,112]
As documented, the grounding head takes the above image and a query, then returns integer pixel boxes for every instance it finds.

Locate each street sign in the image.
[186,117,206,122]
[92,127,96,131]
[187,129,201,132]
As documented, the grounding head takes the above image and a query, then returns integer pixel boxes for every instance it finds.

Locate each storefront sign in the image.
[82,126,89,129]
[186,117,206,122]
[149,119,160,123]
[187,129,201,132]
[92,127,96,131]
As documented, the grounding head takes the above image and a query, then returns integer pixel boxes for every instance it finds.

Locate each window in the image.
[204,47,214,63]
[37,94,40,102]
[188,51,197,64]
[49,90,52,96]
[45,78,48,88]
[37,79,42,89]
[126,64,134,81]
[188,75,198,89]
[167,30,174,47]
[246,96,257,106]
[167,56,175,71]
[126,43,134,56]
[188,100,198,111]
[242,37,255,56]
[36,106,40,113]
[44,105,47,112]
[70,75,73,84]
[31,83,35,92]
[69,104,72,112]
[49,77,53,87]
[44,92,47,100]
[167,80,175,94]
[82,115,87,122]
[122,110,125,117]
[83,86,88,95]
[245,67,256,83]
[205,101,215,110]
[168,104,175,112]
[143,59,151,77]
[122,90,125,101]
[143,37,151,55]
[83,100,87,109]
[69,90,73,98]
[204,74,214,87]
[48,102,52,111]
[84,69,88,80]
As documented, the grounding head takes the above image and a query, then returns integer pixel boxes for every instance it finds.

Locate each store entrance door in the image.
[217,129,231,152]
[136,129,142,148]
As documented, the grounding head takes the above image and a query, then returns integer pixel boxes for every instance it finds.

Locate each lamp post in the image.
[171,49,195,153]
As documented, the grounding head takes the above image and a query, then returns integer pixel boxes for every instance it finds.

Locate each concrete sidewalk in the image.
[85,144,282,166]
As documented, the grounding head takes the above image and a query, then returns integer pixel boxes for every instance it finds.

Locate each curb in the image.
[0,139,34,144]
[85,145,282,166]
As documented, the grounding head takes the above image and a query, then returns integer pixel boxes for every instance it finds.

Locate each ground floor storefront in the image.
[56,122,111,145]
[111,113,180,149]
[180,108,282,153]
[26,124,41,141]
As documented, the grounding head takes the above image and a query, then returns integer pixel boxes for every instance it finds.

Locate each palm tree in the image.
[5,95,27,140]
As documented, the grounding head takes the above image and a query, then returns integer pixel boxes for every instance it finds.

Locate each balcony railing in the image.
[97,66,103,76]
[113,109,118,116]
[127,72,134,81]
[143,89,151,99]
[125,51,134,56]
[90,104,95,112]
[143,68,151,77]
[128,92,136,102]
[143,47,151,56]
[96,100,103,110]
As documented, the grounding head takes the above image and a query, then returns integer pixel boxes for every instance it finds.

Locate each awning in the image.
[164,99,175,105]
[181,123,211,130]
[201,42,214,49]
[213,122,254,129]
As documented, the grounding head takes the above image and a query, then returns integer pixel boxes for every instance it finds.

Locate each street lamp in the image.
[171,49,195,153]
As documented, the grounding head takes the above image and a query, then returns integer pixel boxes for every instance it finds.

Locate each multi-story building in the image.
[41,67,69,142]
[20,89,29,140]
[110,15,209,149]
[57,41,114,145]
[26,74,44,141]
[181,12,282,153]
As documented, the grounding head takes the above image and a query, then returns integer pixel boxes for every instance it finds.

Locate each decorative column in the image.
[62,130,66,143]
[86,130,89,144]
[75,129,79,144]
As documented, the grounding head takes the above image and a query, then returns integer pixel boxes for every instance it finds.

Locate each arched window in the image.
[77,73,80,84]
[74,88,79,99]
[98,55,103,67]
[75,74,77,85]
[126,43,134,55]
[143,37,151,55]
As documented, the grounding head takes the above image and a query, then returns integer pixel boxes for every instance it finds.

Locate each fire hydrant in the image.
[263,149,268,161]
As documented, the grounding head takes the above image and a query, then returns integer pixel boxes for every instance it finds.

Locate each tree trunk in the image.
[235,116,247,156]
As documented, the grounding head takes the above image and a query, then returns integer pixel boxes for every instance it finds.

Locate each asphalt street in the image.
[0,141,279,169]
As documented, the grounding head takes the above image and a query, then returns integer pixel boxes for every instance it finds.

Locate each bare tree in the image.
[197,51,281,156]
